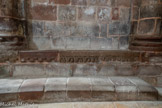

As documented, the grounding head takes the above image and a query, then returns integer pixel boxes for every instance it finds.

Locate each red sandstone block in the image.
[111,8,119,20]
[49,0,70,4]
[28,4,57,21]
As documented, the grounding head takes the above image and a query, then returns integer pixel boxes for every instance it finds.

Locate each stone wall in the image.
[28,0,135,50]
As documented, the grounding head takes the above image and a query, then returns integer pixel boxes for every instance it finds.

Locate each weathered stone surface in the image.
[28,20,45,37]
[116,64,135,76]
[117,0,131,7]
[70,22,99,37]
[110,77,134,86]
[71,0,87,5]
[43,78,67,102]
[0,93,18,102]
[112,37,119,50]
[45,78,67,91]
[72,64,97,76]
[90,37,112,50]
[137,65,162,76]
[0,79,23,93]
[119,36,129,50]
[49,0,70,4]
[13,64,46,78]
[98,7,111,22]
[45,63,71,77]
[109,22,129,35]
[43,91,66,102]
[88,0,114,6]
[97,64,116,76]
[91,78,116,101]
[141,0,159,5]
[67,77,91,101]
[28,4,57,21]
[140,76,157,86]
[78,7,96,21]
[66,36,91,50]
[19,78,46,101]
[19,78,46,92]
[58,6,76,21]
[67,77,91,91]
[140,4,162,18]
[0,65,11,78]
[29,37,52,50]
[51,37,66,49]
[138,19,155,35]
[111,8,119,20]
[100,24,108,38]
[120,8,130,21]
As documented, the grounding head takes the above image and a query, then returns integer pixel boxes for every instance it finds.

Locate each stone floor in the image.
[4,102,162,108]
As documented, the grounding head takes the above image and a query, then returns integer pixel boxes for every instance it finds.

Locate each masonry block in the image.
[29,37,52,50]
[109,22,130,35]
[49,0,70,4]
[19,78,46,101]
[0,65,11,78]
[72,64,97,76]
[137,65,162,76]
[98,7,111,22]
[78,7,96,21]
[119,36,129,50]
[138,19,155,35]
[66,36,91,50]
[90,37,112,50]
[45,63,71,77]
[71,0,87,5]
[117,0,131,7]
[28,20,44,37]
[70,22,99,37]
[58,6,76,21]
[120,8,130,21]
[140,4,162,18]
[111,8,119,20]
[88,0,115,6]
[13,64,46,78]
[28,4,57,21]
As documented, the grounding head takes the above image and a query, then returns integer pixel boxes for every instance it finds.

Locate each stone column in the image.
[130,0,162,51]
[0,0,26,62]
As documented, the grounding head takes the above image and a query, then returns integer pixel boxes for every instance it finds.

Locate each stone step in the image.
[1,62,162,79]
[131,41,162,47]
[129,46,162,51]
[0,77,158,103]
[133,35,162,41]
